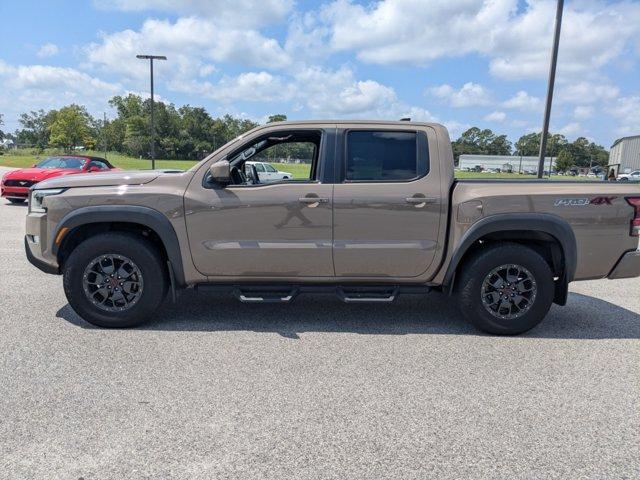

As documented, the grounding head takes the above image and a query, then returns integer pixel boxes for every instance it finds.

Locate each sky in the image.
[0,0,639,147]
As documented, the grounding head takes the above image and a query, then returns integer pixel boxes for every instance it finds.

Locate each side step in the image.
[336,286,399,303]
[196,284,431,304]
[233,287,299,303]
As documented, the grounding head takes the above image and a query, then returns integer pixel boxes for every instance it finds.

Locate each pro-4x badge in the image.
[554,196,617,206]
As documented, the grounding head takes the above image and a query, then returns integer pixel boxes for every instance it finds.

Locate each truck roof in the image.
[263,119,446,128]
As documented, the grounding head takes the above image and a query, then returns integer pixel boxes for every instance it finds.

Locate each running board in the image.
[233,287,299,303]
[196,284,431,304]
[336,286,399,303]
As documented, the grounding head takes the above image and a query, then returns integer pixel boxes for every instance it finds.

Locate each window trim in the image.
[339,128,430,184]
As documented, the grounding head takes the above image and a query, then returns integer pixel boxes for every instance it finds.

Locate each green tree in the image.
[48,105,94,151]
[267,114,287,123]
[452,127,513,161]
[514,132,567,157]
[555,149,573,172]
[15,109,56,149]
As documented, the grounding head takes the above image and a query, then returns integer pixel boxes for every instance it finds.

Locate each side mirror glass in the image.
[209,159,231,185]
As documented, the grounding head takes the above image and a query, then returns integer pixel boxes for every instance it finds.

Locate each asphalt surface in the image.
[0,166,639,479]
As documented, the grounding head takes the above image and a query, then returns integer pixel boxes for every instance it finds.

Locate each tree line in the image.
[452,127,609,171]
[1,95,610,171]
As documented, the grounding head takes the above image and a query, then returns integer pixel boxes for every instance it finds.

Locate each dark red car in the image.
[1,155,118,204]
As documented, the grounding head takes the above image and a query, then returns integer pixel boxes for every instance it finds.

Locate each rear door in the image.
[332,126,443,278]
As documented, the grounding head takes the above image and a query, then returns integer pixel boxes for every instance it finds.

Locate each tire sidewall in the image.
[63,233,167,328]
[457,244,555,335]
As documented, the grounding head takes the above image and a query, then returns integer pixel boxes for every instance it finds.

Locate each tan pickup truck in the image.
[24,121,640,334]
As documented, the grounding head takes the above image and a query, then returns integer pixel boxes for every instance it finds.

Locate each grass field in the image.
[1,149,599,181]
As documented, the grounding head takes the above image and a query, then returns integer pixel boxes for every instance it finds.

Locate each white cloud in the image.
[170,71,295,103]
[37,43,59,58]
[94,0,293,28]
[502,91,542,111]
[607,96,640,137]
[484,111,507,123]
[558,82,620,104]
[85,16,291,82]
[556,122,582,136]
[573,105,594,120]
[294,66,398,116]
[429,82,491,108]
[299,0,640,82]
[0,61,123,129]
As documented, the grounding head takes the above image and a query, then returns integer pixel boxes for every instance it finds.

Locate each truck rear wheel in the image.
[455,243,555,335]
[63,232,168,328]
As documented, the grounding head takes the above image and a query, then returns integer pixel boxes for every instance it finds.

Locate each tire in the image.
[455,242,555,335]
[63,232,168,328]
[282,176,290,180]
[8,198,25,204]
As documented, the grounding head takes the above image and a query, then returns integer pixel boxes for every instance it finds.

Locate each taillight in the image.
[627,197,640,237]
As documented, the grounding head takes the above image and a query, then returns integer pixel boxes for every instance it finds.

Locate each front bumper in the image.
[1,185,30,199]
[608,249,640,280]
[24,209,60,275]
[25,236,59,274]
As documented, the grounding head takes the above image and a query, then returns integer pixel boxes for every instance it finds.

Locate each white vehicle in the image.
[245,161,293,182]
[618,170,640,182]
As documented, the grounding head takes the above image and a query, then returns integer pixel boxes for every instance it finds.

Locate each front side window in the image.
[346,131,420,181]
[228,130,322,185]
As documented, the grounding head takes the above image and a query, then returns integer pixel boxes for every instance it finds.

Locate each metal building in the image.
[609,135,640,174]
[458,154,556,174]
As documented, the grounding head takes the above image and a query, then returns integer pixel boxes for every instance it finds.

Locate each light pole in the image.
[136,54,167,170]
[537,0,564,179]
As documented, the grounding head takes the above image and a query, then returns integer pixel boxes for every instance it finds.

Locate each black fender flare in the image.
[443,213,577,288]
[53,205,185,286]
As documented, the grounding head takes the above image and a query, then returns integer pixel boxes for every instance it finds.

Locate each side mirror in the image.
[209,160,231,185]
[88,166,100,172]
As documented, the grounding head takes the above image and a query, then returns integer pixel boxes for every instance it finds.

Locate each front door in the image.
[185,128,335,278]
[332,127,443,278]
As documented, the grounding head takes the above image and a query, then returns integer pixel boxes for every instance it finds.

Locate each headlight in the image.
[29,188,65,213]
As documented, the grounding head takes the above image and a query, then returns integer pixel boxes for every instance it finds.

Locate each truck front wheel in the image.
[455,243,555,335]
[63,232,168,328]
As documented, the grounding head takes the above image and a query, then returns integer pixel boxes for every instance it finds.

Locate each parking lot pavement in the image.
[0,174,638,479]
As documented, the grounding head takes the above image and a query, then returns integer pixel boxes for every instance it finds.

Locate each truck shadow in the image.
[56,291,640,340]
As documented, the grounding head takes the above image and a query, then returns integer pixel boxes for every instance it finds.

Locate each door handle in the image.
[299,196,329,204]
[405,196,438,205]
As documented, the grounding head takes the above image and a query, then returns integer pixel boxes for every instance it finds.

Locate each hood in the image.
[36,170,160,189]
[4,167,78,181]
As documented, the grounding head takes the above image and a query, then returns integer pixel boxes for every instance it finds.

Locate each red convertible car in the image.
[1,155,118,204]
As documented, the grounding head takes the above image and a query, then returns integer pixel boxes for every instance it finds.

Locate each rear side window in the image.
[346,131,425,181]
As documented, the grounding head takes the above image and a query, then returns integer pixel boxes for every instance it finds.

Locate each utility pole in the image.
[537,0,564,179]
[136,54,167,170]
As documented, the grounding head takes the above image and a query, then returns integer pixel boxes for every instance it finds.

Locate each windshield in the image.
[37,157,86,170]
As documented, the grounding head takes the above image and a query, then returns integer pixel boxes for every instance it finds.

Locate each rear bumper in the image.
[608,249,640,280]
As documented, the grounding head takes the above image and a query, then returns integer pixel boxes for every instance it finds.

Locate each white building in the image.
[459,154,556,173]
[609,135,640,174]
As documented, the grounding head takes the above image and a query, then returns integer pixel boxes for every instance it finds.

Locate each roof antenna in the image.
[400,117,411,121]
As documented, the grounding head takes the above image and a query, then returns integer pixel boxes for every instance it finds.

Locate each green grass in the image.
[0,149,198,170]
[268,162,311,179]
